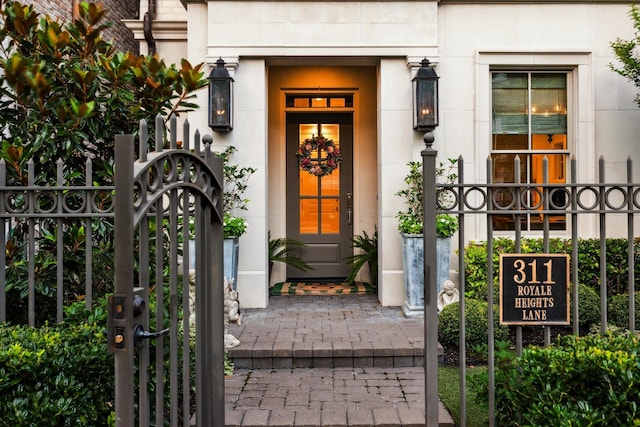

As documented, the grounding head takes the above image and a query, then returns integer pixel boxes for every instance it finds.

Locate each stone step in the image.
[227,340,442,369]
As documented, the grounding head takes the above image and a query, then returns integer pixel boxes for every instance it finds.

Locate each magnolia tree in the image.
[611,4,640,108]
[0,0,207,185]
[0,0,208,322]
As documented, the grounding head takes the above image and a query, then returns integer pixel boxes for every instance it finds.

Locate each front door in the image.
[286,112,353,280]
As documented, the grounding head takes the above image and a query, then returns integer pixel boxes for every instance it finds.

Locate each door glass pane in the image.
[321,198,340,233]
[300,172,318,196]
[298,122,341,235]
[321,168,339,195]
[300,199,318,234]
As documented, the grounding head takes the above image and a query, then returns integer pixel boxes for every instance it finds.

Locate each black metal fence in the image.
[425,141,639,426]
[0,115,226,426]
[0,155,114,325]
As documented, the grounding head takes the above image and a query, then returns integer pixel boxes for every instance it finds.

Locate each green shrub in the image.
[573,283,601,333]
[0,323,114,426]
[609,292,640,330]
[438,298,509,350]
[472,332,640,426]
[473,281,500,306]
[464,237,640,301]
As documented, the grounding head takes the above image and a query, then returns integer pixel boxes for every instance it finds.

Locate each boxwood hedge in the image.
[471,332,640,426]
[0,323,113,426]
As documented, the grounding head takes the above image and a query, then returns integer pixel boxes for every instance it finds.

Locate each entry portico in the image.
[126,0,640,308]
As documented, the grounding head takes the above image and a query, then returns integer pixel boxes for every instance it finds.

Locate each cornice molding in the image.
[439,0,634,3]
[122,20,188,41]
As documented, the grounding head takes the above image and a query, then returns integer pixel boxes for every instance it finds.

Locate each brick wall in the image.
[20,0,139,54]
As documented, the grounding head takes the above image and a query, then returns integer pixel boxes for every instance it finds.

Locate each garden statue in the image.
[224,278,242,348]
[437,279,459,312]
[188,273,241,348]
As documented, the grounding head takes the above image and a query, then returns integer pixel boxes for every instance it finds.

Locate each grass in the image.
[439,366,488,427]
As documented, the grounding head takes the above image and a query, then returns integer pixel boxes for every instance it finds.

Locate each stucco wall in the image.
[438,2,640,238]
[131,0,640,307]
[206,1,439,58]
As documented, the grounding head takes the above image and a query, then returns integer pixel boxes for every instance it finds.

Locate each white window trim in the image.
[475,51,595,236]
[476,51,594,184]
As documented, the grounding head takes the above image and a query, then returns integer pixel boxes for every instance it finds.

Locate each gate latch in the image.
[107,289,165,352]
[133,324,170,348]
[107,294,127,353]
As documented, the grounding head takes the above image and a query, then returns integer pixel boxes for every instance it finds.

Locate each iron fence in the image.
[426,143,639,426]
[0,156,114,325]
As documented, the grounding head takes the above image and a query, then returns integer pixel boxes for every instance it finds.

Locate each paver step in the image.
[228,341,441,369]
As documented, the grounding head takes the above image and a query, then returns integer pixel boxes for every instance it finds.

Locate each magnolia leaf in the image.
[69,98,95,118]
[7,146,23,163]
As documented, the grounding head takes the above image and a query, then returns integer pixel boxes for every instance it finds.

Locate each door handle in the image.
[133,324,170,348]
[346,193,352,225]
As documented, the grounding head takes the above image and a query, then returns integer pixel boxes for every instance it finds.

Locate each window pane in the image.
[329,97,346,107]
[493,134,528,151]
[492,73,528,134]
[311,97,327,108]
[491,153,526,184]
[531,74,567,135]
[294,98,310,108]
[531,134,567,150]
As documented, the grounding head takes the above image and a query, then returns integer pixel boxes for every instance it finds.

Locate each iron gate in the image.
[109,115,225,427]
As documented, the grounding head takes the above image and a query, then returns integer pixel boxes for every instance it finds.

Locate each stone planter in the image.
[401,233,451,318]
[188,238,240,290]
[224,237,240,290]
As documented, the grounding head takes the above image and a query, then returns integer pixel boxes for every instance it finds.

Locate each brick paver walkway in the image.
[224,295,454,426]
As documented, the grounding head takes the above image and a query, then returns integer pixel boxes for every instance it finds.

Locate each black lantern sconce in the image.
[208,58,234,132]
[412,58,439,131]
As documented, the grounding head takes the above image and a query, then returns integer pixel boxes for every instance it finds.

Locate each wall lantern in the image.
[412,58,439,131]
[208,58,234,132]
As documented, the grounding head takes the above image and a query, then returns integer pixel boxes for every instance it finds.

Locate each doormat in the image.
[270,282,376,296]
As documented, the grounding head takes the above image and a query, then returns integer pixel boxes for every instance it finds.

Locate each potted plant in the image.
[396,159,458,317]
[268,232,313,280]
[344,227,378,288]
[219,146,256,287]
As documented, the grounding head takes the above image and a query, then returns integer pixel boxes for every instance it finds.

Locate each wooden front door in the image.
[286,112,353,280]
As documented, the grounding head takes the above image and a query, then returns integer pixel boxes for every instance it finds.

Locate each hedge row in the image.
[0,323,114,426]
[465,237,640,299]
[471,332,640,426]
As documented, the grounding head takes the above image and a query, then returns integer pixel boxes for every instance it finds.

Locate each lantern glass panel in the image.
[210,80,231,127]
[415,79,437,128]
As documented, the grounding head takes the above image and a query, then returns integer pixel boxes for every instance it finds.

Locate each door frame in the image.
[285,112,354,280]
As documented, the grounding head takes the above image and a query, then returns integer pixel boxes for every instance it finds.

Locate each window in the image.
[491,72,569,231]
[286,95,353,109]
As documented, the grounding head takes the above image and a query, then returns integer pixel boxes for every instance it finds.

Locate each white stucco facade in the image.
[127,0,640,308]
